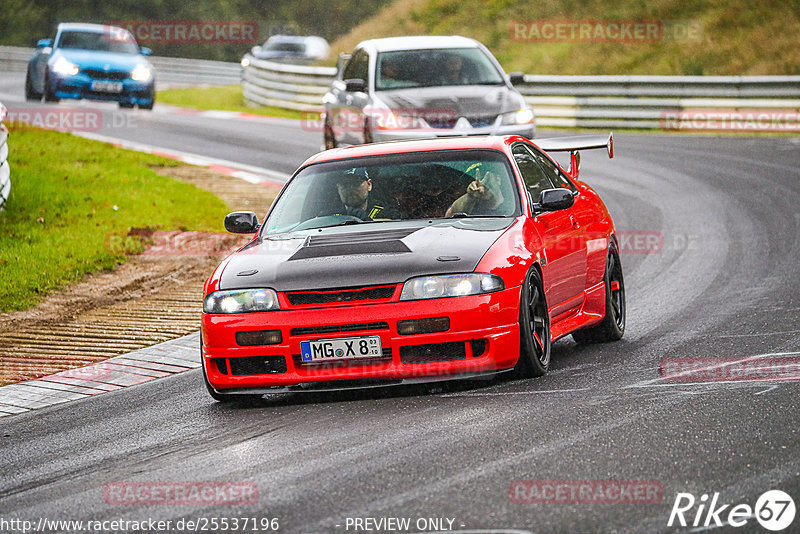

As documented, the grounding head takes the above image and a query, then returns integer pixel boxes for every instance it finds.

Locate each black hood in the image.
[219,219,512,291]
[376,85,525,121]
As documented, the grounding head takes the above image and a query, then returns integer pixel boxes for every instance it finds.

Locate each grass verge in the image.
[156,84,320,120]
[0,126,230,312]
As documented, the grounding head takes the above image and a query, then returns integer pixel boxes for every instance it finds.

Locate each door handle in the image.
[570,215,580,229]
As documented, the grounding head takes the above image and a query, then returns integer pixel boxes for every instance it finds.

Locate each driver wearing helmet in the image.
[333,167,400,220]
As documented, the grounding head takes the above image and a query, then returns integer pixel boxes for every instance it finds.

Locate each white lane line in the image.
[441,387,590,397]
[717,329,800,338]
[71,131,291,185]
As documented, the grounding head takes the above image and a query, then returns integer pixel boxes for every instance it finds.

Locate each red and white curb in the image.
[0,332,201,416]
[74,130,290,188]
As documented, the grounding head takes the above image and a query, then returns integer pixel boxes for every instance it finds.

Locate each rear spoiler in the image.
[534,133,614,179]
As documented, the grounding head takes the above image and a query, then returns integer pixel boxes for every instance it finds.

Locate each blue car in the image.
[26,23,155,110]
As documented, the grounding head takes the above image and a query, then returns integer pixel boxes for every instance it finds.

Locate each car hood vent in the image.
[289,228,416,260]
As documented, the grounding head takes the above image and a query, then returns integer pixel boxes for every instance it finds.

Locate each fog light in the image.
[397,317,450,335]
[235,330,283,346]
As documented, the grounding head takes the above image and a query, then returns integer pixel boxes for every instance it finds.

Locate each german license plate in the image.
[91,80,123,93]
[300,336,382,362]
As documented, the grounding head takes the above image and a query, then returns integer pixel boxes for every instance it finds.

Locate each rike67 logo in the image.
[669,490,795,531]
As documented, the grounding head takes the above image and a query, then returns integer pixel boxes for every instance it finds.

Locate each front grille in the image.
[285,285,396,306]
[468,115,497,128]
[426,115,497,129]
[292,348,392,367]
[400,341,467,364]
[427,117,457,129]
[83,69,129,80]
[290,322,389,337]
[229,355,287,375]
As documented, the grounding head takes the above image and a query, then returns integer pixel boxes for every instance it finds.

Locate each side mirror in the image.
[225,211,259,234]
[337,52,351,76]
[345,78,366,93]
[534,188,574,212]
[37,39,53,48]
[509,72,525,85]
[139,47,152,56]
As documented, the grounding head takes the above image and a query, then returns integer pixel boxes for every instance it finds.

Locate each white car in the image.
[323,35,535,148]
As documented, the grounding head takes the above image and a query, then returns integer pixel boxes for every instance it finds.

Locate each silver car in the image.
[322,35,535,148]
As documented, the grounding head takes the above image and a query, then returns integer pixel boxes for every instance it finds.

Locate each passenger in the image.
[446,168,505,216]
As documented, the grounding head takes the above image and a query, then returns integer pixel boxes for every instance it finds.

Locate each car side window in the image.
[513,144,557,202]
[527,145,577,193]
[342,49,369,82]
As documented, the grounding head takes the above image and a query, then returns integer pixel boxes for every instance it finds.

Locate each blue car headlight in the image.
[52,57,79,76]
[131,65,152,82]
[203,289,280,314]
[399,274,504,301]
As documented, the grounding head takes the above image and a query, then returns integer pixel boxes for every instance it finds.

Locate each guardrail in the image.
[2,46,798,130]
[241,53,800,130]
[0,102,10,210]
[241,54,336,112]
[0,46,240,86]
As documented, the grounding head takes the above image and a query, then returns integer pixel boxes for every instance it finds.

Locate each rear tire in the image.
[515,267,551,377]
[25,70,42,101]
[118,102,134,109]
[573,242,626,343]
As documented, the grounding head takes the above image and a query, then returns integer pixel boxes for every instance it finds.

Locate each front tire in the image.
[25,70,42,101]
[324,117,336,149]
[43,73,60,103]
[573,242,626,343]
[516,267,551,377]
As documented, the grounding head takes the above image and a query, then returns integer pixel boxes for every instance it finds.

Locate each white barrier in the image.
[0,102,10,210]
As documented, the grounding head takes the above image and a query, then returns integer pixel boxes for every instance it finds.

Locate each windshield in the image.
[263,150,520,235]
[264,41,305,53]
[375,48,506,90]
[57,30,140,54]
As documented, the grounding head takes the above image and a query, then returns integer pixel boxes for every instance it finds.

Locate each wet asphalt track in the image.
[1,72,800,533]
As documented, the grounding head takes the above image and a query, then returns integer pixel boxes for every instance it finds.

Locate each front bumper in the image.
[50,72,154,105]
[371,123,536,143]
[202,286,523,391]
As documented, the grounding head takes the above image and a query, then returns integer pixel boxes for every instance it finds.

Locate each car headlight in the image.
[400,274,504,301]
[52,57,79,76]
[501,108,535,125]
[203,289,280,314]
[131,65,152,82]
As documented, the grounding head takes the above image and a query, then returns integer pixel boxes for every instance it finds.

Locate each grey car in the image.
[322,35,535,148]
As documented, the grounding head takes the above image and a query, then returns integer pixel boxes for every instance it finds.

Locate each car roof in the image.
[357,35,481,53]
[300,135,527,167]
[57,22,117,34]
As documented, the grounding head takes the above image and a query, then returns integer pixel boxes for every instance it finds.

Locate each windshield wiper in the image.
[445,213,506,219]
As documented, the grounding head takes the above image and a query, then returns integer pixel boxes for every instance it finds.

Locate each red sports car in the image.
[201,134,624,400]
